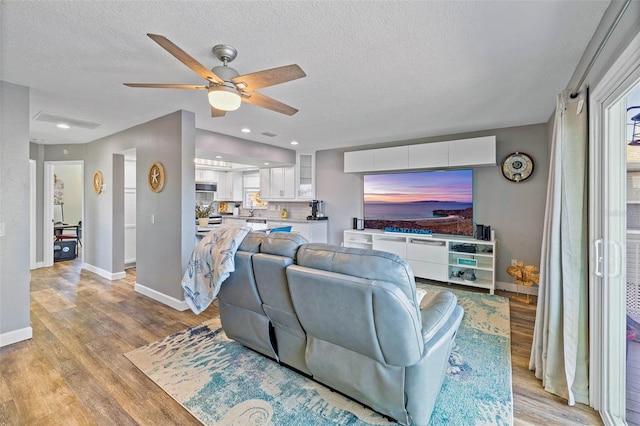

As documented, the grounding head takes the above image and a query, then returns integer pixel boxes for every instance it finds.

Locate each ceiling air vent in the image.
[261,132,277,137]
[34,112,102,129]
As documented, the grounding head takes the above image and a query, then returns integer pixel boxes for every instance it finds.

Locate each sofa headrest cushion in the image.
[238,232,266,253]
[296,244,417,304]
[260,232,308,258]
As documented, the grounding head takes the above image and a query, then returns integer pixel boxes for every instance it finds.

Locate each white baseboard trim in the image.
[134,283,190,311]
[0,326,33,348]
[82,263,126,280]
[495,280,539,296]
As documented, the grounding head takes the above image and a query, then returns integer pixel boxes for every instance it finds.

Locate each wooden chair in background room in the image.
[56,220,82,246]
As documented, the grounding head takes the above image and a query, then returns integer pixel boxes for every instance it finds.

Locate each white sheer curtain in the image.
[530,87,590,405]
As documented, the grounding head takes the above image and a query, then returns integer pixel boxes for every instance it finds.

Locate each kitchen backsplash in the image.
[217,201,314,220]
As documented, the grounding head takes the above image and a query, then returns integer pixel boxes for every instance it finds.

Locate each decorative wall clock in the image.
[93,171,104,194]
[501,152,534,183]
[147,162,165,192]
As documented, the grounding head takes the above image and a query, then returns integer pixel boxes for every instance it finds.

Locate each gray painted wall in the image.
[316,123,549,285]
[0,81,31,338]
[82,110,195,300]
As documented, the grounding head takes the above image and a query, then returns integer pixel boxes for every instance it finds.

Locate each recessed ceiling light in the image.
[241,128,251,133]
[215,155,222,159]
[56,123,70,129]
[263,162,270,166]
[290,141,299,145]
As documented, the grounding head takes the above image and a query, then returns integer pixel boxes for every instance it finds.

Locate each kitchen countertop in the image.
[220,215,328,224]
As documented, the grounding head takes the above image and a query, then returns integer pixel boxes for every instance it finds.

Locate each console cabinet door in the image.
[372,235,407,258]
[406,239,448,281]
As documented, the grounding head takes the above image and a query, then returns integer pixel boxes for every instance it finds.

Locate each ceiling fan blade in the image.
[124,83,208,89]
[243,91,299,116]
[146,33,223,84]
[232,64,306,90]
[211,106,227,117]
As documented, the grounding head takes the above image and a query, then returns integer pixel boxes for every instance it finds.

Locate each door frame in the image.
[30,159,37,269]
[589,31,640,424]
[43,160,84,266]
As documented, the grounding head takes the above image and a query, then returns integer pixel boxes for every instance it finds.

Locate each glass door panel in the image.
[626,86,640,426]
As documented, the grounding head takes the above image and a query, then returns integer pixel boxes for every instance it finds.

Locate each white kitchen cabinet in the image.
[274,167,295,199]
[408,142,449,169]
[296,152,315,199]
[259,168,271,199]
[195,167,217,183]
[344,150,374,173]
[231,172,243,200]
[262,167,295,200]
[217,171,243,201]
[216,172,231,200]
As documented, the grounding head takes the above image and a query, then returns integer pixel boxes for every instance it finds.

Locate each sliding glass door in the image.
[590,33,640,425]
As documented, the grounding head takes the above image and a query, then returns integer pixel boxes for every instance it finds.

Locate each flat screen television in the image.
[363,169,473,236]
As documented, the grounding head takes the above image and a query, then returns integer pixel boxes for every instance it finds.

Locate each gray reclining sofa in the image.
[217,231,464,425]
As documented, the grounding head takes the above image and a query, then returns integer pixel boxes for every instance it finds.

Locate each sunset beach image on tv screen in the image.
[363,169,473,236]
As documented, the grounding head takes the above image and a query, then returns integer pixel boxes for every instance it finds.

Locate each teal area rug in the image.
[125,284,512,425]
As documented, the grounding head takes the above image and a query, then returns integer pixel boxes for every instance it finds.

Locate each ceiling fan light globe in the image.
[208,86,241,111]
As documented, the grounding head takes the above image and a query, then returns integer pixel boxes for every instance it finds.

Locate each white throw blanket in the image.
[182,226,251,314]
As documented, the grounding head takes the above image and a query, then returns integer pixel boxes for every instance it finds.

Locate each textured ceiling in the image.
[1,1,610,153]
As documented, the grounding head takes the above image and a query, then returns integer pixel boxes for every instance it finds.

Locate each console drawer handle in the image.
[409,239,445,246]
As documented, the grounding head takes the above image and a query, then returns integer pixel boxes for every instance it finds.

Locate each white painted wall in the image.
[53,163,82,224]
[124,156,136,267]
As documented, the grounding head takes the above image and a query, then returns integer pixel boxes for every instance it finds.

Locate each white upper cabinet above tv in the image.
[408,141,449,169]
[448,136,496,167]
[344,136,496,173]
[374,146,408,171]
[344,150,374,173]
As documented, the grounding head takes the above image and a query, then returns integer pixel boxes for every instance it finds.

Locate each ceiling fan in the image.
[124,33,306,117]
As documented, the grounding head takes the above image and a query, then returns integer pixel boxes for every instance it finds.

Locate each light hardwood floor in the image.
[0,257,603,425]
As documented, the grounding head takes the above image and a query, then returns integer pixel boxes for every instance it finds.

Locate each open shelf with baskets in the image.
[343,229,497,294]
[447,240,496,293]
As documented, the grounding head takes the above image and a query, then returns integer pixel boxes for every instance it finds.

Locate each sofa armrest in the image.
[420,291,458,344]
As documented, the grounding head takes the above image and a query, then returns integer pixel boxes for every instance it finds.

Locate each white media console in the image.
[343,229,496,294]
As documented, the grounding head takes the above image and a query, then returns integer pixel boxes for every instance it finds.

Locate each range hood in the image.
[196,183,217,192]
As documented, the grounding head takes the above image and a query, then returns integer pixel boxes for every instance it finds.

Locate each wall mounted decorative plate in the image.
[501,152,534,183]
[148,162,165,192]
[93,171,104,194]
